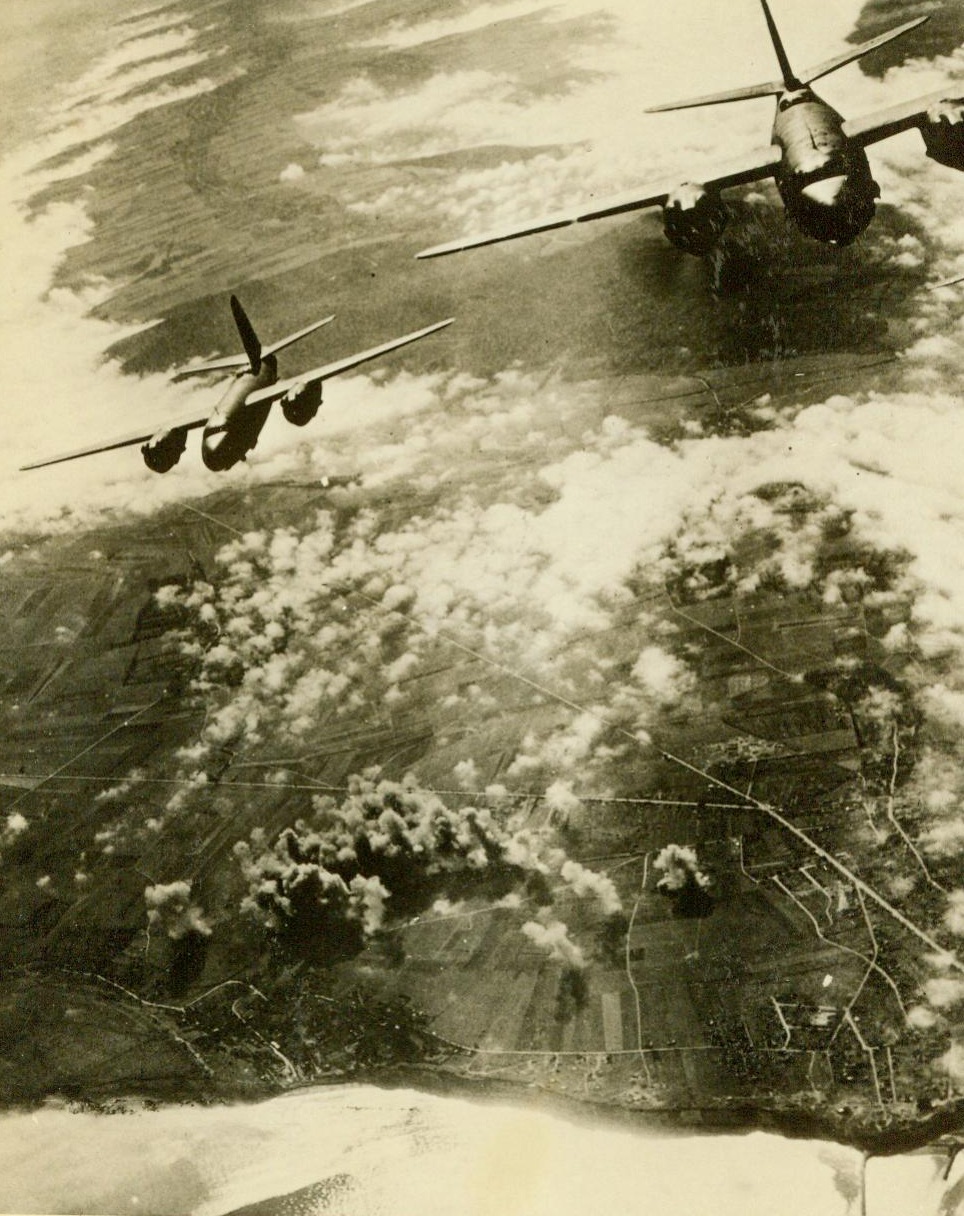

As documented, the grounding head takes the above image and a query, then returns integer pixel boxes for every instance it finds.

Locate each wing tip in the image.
[19,456,72,471]
[415,242,469,260]
[928,275,964,291]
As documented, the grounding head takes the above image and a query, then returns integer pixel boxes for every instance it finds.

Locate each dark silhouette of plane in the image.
[417,1,964,259]
[22,297,453,473]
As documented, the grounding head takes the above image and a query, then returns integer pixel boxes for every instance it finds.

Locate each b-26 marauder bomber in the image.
[21,296,454,473]
[417,0,964,260]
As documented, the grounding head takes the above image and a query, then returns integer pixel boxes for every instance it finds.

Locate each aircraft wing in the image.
[842,89,964,148]
[245,318,455,406]
[19,407,210,471]
[415,146,782,259]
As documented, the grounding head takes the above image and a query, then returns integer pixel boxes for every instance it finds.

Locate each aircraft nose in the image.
[801,174,849,208]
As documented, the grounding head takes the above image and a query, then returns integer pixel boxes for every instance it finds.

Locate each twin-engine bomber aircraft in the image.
[21,298,454,473]
[417,0,964,260]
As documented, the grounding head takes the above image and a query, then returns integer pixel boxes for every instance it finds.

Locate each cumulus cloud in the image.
[559,859,621,915]
[521,915,586,969]
[3,812,28,841]
[921,817,964,860]
[543,779,583,827]
[654,844,710,894]
[358,1,551,51]
[945,890,964,937]
[907,1005,938,1031]
[631,646,694,705]
[923,977,964,1009]
[454,759,480,790]
[937,1041,964,1088]
[144,880,213,940]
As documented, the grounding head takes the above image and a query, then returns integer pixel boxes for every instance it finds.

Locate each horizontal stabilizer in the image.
[800,15,930,86]
[263,314,335,359]
[645,80,784,114]
[171,315,335,380]
[647,13,929,114]
[171,354,249,380]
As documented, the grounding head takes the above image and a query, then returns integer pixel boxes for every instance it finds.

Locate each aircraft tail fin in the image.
[758,0,800,89]
[230,294,262,375]
[646,6,929,114]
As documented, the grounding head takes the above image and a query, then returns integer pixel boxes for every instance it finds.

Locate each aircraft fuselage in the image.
[771,87,878,245]
[200,354,278,471]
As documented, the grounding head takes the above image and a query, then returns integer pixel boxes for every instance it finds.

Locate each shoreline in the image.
[20,1051,961,1160]
[298,1061,964,1158]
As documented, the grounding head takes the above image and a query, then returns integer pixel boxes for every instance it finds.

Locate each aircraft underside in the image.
[201,403,272,471]
[658,164,878,257]
[778,164,878,247]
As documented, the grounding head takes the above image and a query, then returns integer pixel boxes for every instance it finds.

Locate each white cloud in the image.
[924,976,964,1009]
[454,759,480,790]
[907,1005,938,1031]
[945,890,964,937]
[921,817,964,860]
[358,1,552,51]
[937,1041,964,1088]
[521,916,585,969]
[654,844,710,893]
[631,646,694,705]
[543,779,583,825]
[145,879,213,940]
[559,859,621,915]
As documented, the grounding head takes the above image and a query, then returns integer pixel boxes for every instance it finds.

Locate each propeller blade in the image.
[230,294,262,374]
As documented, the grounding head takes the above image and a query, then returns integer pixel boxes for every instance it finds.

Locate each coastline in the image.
[24,1040,963,1159]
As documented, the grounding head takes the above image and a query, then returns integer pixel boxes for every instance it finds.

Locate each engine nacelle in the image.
[662,183,729,255]
[141,426,188,473]
[281,380,323,427]
[921,100,964,171]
